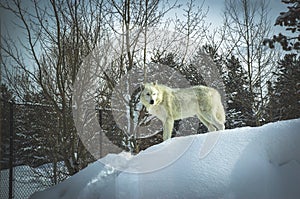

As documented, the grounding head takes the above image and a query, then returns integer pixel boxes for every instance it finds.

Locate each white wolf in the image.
[140,82,225,140]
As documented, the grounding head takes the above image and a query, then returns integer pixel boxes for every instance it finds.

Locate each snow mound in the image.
[30,119,300,199]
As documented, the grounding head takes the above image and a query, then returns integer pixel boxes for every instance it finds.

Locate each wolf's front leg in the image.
[163,117,174,140]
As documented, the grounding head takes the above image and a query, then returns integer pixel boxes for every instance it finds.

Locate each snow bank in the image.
[30,119,300,199]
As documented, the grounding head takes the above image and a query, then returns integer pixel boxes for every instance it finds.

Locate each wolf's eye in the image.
[152,93,157,96]
[146,93,150,96]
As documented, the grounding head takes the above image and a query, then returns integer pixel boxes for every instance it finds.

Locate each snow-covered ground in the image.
[30,119,300,199]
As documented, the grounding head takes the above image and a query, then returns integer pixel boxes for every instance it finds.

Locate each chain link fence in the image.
[0,100,68,199]
[0,164,56,199]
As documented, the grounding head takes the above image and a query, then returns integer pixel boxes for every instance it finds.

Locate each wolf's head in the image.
[140,82,162,107]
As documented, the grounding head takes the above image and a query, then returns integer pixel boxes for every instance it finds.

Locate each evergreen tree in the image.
[265,54,300,122]
[264,0,300,51]
[223,56,255,128]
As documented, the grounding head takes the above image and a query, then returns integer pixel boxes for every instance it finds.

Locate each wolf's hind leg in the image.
[212,110,225,131]
[197,114,216,132]
[200,107,225,131]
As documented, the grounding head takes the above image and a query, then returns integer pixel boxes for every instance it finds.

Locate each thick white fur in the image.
[140,83,225,140]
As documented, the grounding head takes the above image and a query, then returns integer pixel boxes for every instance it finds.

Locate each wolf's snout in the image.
[150,99,154,105]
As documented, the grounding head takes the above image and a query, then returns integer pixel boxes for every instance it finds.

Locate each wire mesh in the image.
[0,101,68,198]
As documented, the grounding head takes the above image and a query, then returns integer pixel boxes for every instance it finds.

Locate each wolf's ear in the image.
[153,80,158,86]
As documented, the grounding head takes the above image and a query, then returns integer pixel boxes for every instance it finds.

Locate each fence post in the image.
[9,102,14,199]
[0,99,2,184]
[99,109,103,158]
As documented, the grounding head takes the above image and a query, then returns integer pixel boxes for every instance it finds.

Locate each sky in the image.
[179,0,288,30]
[0,0,290,77]
[0,0,290,84]
[0,0,289,35]
[203,0,287,25]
